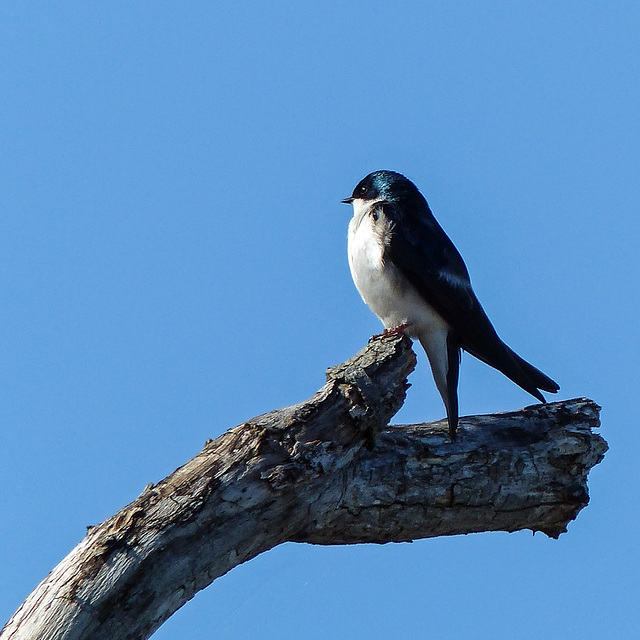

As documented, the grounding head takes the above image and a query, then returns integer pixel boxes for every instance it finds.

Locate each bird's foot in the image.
[383,323,411,337]
[369,323,411,342]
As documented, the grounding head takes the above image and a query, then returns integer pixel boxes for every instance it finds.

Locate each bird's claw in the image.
[370,323,411,342]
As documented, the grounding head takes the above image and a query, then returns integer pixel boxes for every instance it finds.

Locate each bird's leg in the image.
[384,322,411,337]
[370,323,411,341]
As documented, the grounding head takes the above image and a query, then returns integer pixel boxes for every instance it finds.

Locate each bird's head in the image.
[342,170,421,206]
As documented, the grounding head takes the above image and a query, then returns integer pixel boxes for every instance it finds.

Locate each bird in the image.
[343,170,559,440]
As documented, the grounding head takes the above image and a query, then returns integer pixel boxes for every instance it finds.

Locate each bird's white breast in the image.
[347,199,449,337]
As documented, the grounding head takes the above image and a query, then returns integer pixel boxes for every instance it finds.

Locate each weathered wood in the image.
[1,334,606,640]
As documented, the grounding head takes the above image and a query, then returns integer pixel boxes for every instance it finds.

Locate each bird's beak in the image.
[341,197,354,204]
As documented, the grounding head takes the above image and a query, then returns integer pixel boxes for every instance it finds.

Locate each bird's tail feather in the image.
[464,339,559,402]
[505,346,560,395]
[445,333,461,440]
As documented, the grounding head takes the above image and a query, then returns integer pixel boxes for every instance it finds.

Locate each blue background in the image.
[1,3,638,638]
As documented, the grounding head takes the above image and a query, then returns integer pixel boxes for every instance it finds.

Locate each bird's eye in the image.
[359,185,367,195]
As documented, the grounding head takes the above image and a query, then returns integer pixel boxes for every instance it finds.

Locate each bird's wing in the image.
[380,201,558,397]
[380,200,479,326]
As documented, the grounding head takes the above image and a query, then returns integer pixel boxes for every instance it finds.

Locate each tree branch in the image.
[1,334,606,640]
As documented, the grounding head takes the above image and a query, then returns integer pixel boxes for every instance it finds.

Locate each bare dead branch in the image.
[1,334,606,640]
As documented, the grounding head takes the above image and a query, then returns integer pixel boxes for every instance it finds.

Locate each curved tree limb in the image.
[1,334,606,640]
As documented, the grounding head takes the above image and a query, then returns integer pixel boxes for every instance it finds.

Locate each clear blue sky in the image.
[1,3,638,639]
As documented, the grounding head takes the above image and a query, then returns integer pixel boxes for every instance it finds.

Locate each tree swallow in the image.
[343,170,559,440]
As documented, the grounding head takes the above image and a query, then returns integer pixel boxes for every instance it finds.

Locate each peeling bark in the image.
[1,334,606,640]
